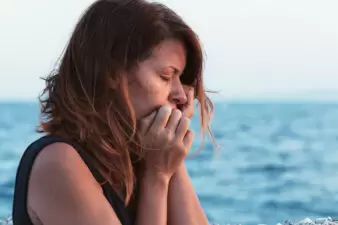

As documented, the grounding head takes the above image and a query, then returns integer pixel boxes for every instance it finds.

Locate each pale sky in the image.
[0,0,337,101]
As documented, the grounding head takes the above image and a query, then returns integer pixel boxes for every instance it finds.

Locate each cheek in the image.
[130,78,170,119]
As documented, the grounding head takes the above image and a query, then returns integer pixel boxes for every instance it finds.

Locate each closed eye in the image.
[160,75,171,82]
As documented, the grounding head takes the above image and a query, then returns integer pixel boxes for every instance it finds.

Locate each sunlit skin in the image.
[26,39,209,225]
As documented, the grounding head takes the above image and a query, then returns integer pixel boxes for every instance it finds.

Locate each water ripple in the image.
[1,102,338,223]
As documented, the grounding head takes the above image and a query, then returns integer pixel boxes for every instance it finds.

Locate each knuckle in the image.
[181,117,191,126]
[177,142,185,150]
[173,142,183,152]
[186,130,194,137]
[148,128,159,138]
[163,129,174,141]
[177,143,187,154]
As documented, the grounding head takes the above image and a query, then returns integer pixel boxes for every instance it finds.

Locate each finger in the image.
[182,84,194,93]
[175,116,190,141]
[165,109,182,131]
[151,105,172,129]
[182,130,194,153]
[138,110,157,134]
[182,85,194,98]
[182,85,195,118]
[182,103,194,118]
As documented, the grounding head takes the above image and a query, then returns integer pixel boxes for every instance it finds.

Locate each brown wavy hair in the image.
[37,0,215,205]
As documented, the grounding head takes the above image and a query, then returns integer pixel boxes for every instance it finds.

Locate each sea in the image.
[1,101,338,225]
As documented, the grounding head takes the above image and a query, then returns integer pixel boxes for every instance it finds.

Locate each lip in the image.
[159,104,177,111]
[170,105,177,110]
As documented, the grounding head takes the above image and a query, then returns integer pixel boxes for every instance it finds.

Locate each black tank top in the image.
[12,135,134,225]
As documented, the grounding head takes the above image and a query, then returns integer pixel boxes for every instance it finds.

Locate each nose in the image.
[169,78,187,106]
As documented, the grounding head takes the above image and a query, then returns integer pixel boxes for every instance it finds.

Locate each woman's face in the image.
[127,39,188,119]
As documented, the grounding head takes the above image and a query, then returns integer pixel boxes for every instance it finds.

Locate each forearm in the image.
[135,174,169,225]
[168,163,209,225]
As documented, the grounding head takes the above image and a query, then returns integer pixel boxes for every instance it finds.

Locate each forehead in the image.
[147,39,187,71]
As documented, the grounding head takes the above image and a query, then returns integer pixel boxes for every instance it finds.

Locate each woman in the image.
[12,0,215,224]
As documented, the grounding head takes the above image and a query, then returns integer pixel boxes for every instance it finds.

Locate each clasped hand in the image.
[137,85,195,179]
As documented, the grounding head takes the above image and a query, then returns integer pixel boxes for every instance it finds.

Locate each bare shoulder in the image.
[28,142,99,199]
[28,142,94,183]
[27,142,122,225]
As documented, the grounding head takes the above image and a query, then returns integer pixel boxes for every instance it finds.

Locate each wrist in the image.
[176,162,188,174]
[142,170,171,187]
[171,163,189,181]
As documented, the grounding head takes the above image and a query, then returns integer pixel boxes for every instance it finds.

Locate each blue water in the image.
[1,101,338,224]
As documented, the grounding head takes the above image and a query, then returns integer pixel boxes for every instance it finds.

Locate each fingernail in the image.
[162,105,172,113]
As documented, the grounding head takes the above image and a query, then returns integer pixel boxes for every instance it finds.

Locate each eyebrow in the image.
[168,66,181,75]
